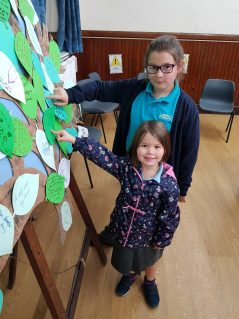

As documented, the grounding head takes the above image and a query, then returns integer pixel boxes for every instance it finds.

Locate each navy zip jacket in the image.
[66,78,200,196]
[73,137,180,249]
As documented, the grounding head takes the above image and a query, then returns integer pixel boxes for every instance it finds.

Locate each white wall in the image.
[46,0,239,35]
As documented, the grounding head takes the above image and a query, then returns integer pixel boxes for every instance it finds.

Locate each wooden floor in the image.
[1,113,239,319]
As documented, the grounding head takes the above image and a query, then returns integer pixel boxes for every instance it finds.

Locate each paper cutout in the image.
[60,201,72,231]
[18,0,34,24]
[24,16,43,55]
[12,173,39,216]
[26,0,39,25]
[9,0,26,33]
[63,104,73,124]
[46,172,65,204]
[54,120,68,155]
[63,80,76,89]
[9,0,22,22]
[15,31,33,77]
[12,117,32,157]
[32,52,47,87]
[0,151,6,160]
[0,204,14,256]
[0,0,10,23]
[43,56,60,84]
[42,107,57,145]
[55,107,67,121]
[0,51,26,104]
[58,158,70,188]
[48,40,61,71]
[32,69,46,112]
[0,21,24,74]
[44,89,56,108]
[19,75,38,119]
[23,151,48,176]
[40,61,54,93]
[0,102,14,158]
[78,125,89,138]
[65,127,77,154]
[0,289,3,314]
[36,129,56,170]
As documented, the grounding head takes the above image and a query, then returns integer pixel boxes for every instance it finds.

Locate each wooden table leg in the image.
[7,242,18,289]
[21,220,68,319]
[69,169,107,266]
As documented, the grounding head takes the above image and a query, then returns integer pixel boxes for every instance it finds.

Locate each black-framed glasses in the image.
[146,64,176,74]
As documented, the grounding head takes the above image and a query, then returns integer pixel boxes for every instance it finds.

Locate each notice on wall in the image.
[109,54,123,74]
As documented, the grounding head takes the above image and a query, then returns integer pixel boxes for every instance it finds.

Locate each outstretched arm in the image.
[52,129,126,180]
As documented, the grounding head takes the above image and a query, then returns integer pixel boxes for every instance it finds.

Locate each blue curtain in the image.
[56,0,83,53]
[31,0,46,25]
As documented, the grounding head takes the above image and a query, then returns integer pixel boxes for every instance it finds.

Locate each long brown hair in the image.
[128,121,171,167]
[144,35,184,81]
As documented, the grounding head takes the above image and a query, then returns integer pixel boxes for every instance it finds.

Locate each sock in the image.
[144,276,156,285]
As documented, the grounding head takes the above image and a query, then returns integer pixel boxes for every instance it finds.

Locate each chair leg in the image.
[225,113,234,132]
[114,110,118,123]
[226,113,234,143]
[83,156,93,188]
[98,115,107,143]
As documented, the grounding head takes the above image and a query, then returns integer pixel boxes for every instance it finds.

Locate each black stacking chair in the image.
[199,79,235,143]
[78,78,119,143]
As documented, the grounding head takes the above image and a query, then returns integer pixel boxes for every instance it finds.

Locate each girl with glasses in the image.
[52,120,180,308]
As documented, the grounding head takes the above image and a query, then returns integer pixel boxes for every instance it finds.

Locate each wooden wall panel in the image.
[75,31,239,105]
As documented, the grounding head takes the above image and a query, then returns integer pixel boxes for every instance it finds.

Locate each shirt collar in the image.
[146,80,179,103]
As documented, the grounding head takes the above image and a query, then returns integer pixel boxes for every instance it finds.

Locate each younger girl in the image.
[53,120,180,308]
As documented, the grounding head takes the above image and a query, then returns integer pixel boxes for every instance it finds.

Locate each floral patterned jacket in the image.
[73,137,180,249]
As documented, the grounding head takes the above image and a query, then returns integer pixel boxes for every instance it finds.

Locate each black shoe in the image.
[98,225,115,246]
[143,278,160,308]
[115,275,135,296]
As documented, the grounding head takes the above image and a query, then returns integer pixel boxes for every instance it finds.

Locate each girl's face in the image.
[147,51,182,97]
[137,132,165,171]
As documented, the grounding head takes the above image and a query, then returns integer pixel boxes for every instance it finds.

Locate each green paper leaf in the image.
[54,120,68,155]
[48,40,61,72]
[19,75,38,119]
[46,172,65,204]
[42,107,57,145]
[0,0,10,23]
[18,0,34,24]
[12,117,32,156]
[15,31,33,77]
[32,69,46,112]
[63,104,73,124]
[0,102,14,158]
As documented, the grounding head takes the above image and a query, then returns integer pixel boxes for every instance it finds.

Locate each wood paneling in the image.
[75,31,239,105]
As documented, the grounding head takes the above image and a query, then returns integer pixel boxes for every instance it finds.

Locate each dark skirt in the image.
[111,241,164,275]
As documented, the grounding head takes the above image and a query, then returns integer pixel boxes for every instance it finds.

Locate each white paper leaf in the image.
[40,62,54,93]
[0,204,14,256]
[0,151,6,160]
[0,51,26,104]
[12,174,39,216]
[24,16,43,55]
[36,129,56,170]
[58,158,70,188]
[60,201,72,231]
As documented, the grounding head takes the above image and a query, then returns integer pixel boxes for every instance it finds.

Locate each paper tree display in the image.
[0,0,75,268]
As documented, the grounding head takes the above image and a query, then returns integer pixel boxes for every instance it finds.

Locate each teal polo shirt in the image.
[126,81,180,151]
